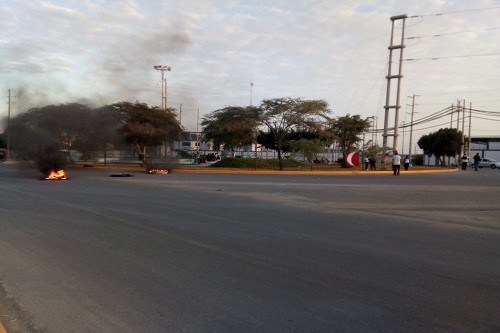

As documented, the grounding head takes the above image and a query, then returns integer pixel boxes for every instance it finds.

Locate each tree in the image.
[417,128,462,166]
[259,98,331,170]
[201,106,261,153]
[72,105,125,161]
[288,138,326,170]
[434,128,462,164]
[417,133,434,162]
[361,143,385,165]
[257,129,322,153]
[362,143,384,158]
[113,101,181,161]
[329,114,371,167]
[8,103,95,158]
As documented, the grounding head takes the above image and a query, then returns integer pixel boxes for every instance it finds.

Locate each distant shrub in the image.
[211,157,303,169]
[177,150,195,158]
[412,154,424,166]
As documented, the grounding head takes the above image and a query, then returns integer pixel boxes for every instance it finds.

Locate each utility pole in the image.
[178,103,183,151]
[455,100,461,164]
[7,89,11,157]
[366,116,375,146]
[371,116,375,144]
[179,103,183,127]
[401,121,405,155]
[382,14,408,155]
[450,103,454,128]
[467,102,472,158]
[408,94,418,161]
[461,99,466,157]
[456,99,460,131]
[196,108,200,153]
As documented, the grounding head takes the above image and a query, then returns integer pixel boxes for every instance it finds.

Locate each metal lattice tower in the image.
[382,14,408,152]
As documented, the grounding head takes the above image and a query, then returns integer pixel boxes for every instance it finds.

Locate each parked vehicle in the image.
[476,158,500,169]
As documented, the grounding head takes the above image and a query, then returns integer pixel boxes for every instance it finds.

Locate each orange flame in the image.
[45,170,67,180]
[148,169,170,174]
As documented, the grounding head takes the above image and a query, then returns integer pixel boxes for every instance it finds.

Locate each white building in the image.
[470,136,500,161]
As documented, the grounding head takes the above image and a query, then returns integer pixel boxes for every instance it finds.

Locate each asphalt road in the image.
[0,164,499,332]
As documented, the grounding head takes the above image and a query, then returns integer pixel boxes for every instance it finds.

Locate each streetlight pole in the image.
[250,82,254,107]
[153,65,171,110]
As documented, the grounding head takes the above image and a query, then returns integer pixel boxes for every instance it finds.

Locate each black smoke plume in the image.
[37,145,68,177]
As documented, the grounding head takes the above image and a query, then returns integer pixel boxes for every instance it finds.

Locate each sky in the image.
[1,0,499,153]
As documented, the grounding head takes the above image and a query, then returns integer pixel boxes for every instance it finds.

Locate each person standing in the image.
[392,151,401,175]
[364,156,369,170]
[403,155,410,171]
[473,153,481,171]
[461,154,469,170]
[369,156,376,170]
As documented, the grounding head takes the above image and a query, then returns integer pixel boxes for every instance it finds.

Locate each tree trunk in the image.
[277,148,284,171]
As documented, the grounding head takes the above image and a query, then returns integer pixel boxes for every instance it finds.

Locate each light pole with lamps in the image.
[153,65,171,110]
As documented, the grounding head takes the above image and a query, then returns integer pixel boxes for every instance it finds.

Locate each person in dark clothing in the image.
[473,153,481,171]
[369,156,376,170]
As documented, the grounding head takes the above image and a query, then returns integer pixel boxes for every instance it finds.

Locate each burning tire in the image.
[145,161,173,175]
[37,145,69,180]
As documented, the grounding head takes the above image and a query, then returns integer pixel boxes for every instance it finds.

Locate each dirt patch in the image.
[0,282,45,333]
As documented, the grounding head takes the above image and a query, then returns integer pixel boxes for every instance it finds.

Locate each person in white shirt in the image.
[392,151,401,175]
[461,154,468,170]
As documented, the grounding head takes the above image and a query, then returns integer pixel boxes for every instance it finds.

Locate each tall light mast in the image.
[154,65,171,110]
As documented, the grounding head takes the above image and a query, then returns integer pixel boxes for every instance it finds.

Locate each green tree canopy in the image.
[328,114,371,166]
[259,98,331,170]
[201,106,261,151]
[417,133,434,157]
[113,101,181,160]
[288,138,326,170]
[362,143,385,160]
[257,129,322,153]
[417,128,462,166]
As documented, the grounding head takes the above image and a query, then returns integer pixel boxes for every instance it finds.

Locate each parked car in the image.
[476,158,500,169]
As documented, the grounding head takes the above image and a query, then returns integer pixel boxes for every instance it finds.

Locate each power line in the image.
[415,88,500,96]
[410,6,500,18]
[407,27,500,39]
[473,115,500,122]
[404,52,500,61]
[411,121,453,132]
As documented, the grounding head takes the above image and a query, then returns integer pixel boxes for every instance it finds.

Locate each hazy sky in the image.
[1,0,499,152]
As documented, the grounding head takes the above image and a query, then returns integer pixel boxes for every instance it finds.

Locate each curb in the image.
[4,161,459,176]
[67,164,458,175]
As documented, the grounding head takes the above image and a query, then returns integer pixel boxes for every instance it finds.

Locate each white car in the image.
[476,158,500,169]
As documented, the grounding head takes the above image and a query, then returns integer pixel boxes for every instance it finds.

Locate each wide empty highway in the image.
[0,165,499,332]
